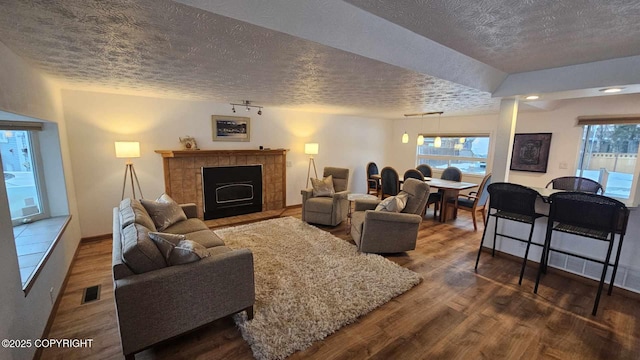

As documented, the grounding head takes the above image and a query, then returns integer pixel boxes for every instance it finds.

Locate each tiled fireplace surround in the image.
[155,149,287,219]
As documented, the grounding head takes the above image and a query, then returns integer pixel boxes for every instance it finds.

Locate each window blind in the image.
[0,120,44,131]
[576,115,640,126]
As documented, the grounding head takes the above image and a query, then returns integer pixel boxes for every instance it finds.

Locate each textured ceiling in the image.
[345,0,640,73]
[0,0,498,118]
[0,0,637,118]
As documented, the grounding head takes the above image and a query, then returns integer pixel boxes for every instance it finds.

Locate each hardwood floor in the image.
[40,209,640,359]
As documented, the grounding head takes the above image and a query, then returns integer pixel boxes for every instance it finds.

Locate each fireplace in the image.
[155,149,287,220]
[202,165,263,220]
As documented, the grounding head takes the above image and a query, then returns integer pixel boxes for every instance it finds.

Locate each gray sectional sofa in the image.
[112,198,255,359]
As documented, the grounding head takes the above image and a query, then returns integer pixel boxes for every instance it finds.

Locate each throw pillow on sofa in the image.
[141,193,188,231]
[149,232,211,266]
[375,192,408,212]
[311,175,335,197]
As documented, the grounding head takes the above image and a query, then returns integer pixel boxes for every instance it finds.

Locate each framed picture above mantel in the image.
[212,115,250,142]
[510,133,552,173]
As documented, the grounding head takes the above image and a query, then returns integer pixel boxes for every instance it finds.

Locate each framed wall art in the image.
[510,133,552,173]
[211,115,250,142]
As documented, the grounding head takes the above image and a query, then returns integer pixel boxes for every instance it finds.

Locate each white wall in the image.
[391,94,640,292]
[61,89,392,238]
[0,42,81,360]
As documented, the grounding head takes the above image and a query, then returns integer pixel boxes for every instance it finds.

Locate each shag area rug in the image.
[214,217,421,360]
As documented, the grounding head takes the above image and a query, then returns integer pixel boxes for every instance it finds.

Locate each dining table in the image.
[424,177,478,222]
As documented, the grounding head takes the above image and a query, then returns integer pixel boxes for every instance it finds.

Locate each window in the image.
[1,129,48,225]
[576,123,640,200]
[416,134,490,175]
[0,119,64,291]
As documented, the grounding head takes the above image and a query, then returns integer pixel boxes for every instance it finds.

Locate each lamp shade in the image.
[115,141,140,158]
[401,132,409,144]
[417,134,425,145]
[304,143,319,155]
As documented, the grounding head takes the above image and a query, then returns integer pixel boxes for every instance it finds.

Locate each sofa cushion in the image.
[311,175,335,197]
[183,229,225,248]
[148,232,211,266]
[375,193,408,212]
[207,245,232,257]
[119,198,157,231]
[163,218,210,235]
[148,232,184,261]
[121,223,167,274]
[141,194,187,231]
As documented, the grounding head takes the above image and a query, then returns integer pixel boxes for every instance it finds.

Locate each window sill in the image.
[16,215,72,296]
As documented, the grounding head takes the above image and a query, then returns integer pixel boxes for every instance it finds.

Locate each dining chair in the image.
[366,162,380,196]
[534,192,628,316]
[475,182,546,285]
[441,166,462,182]
[448,173,492,231]
[416,164,433,178]
[546,176,603,194]
[380,167,400,199]
[403,169,424,182]
[426,166,462,219]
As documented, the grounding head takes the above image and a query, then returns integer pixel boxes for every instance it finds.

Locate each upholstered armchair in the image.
[350,178,430,253]
[301,167,350,226]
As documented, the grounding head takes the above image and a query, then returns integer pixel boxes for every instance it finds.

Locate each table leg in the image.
[440,190,460,222]
[346,200,353,234]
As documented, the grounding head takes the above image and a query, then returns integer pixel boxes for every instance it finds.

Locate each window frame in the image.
[2,129,50,226]
[415,132,491,177]
[575,123,640,205]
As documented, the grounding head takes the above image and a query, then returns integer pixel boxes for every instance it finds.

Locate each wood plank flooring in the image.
[40,209,640,359]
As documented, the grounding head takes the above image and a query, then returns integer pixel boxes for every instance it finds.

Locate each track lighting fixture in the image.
[401,111,444,144]
[230,100,263,115]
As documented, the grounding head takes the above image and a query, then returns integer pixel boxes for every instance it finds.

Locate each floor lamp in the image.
[115,141,144,200]
[305,143,319,188]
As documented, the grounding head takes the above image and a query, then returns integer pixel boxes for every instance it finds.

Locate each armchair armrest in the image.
[332,190,349,201]
[301,188,314,201]
[180,203,198,218]
[114,249,254,355]
[355,199,380,211]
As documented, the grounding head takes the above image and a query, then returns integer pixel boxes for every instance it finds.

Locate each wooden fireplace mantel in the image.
[155,149,288,158]
[155,149,287,219]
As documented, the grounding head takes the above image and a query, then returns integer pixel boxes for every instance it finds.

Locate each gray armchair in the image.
[301,167,350,226]
[350,178,430,253]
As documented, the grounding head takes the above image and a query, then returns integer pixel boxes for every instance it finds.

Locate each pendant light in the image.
[402,111,444,145]
[434,112,442,148]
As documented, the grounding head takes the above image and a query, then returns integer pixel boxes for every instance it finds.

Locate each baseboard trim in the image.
[81,233,112,243]
[481,247,640,301]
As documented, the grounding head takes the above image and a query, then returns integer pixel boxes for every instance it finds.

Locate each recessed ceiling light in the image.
[600,87,623,93]
[524,95,539,100]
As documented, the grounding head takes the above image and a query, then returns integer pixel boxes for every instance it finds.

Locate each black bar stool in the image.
[533,191,629,316]
[475,182,546,285]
